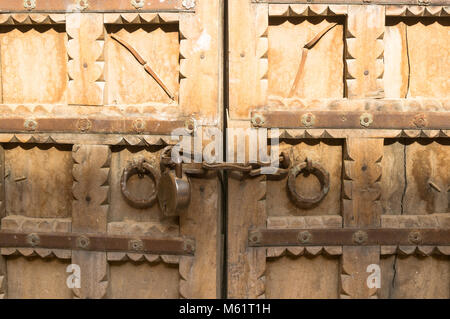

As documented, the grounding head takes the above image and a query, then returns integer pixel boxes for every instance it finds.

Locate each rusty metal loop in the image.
[287,158,330,208]
[121,158,160,209]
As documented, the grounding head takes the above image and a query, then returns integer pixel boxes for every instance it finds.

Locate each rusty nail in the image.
[298,231,312,244]
[248,230,262,245]
[24,0,36,10]
[26,233,40,247]
[360,113,373,127]
[352,230,368,245]
[76,0,89,10]
[77,118,92,133]
[301,113,315,127]
[408,231,422,245]
[184,239,196,253]
[413,113,427,128]
[185,118,195,133]
[128,239,144,251]
[132,119,146,133]
[251,114,265,127]
[131,0,144,9]
[76,236,90,249]
[182,0,196,10]
[24,119,37,131]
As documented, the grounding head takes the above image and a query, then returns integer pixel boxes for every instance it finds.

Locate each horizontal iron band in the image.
[248,228,450,247]
[251,111,450,130]
[0,231,195,255]
[0,0,191,12]
[0,117,186,135]
[255,0,448,6]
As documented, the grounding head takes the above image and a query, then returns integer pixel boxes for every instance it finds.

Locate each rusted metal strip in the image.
[256,0,448,5]
[0,0,192,13]
[248,228,450,247]
[0,231,195,255]
[0,117,185,134]
[251,111,450,130]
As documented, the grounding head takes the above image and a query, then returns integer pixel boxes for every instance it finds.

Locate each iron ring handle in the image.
[121,160,160,209]
[287,159,330,208]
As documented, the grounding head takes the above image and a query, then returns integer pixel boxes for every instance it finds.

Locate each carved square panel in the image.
[267,140,342,216]
[105,24,180,105]
[6,257,72,299]
[381,140,449,215]
[0,25,67,104]
[4,145,73,218]
[268,17,344,101]
[384,17,449,99]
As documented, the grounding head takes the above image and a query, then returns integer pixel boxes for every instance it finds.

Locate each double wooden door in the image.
[0,0,448,299]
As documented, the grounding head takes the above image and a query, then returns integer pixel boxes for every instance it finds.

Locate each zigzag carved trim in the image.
[104,13,179,24]
[386,5,450,16]
[67,14,105,106]
[0,215,72,259]
[0,13,65,24]
[381,245,450,256]
[259,5,269,108]
[267,246,343,257]
[268,128,449,139]
[0,133,175,146]
[107,221,181,264]
[269,4,348,16]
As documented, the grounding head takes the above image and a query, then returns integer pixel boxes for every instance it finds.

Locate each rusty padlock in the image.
[158,162,191,216]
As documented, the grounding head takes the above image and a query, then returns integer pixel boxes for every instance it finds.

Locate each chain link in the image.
[160,146,290,177]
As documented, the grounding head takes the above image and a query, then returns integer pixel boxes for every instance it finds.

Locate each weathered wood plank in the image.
[341,138,384,298]
[228,176,266,298]
[180,176,221,298]
[67,14,105,106]
[346,5,385,98]
[71,144,110,299]
[229,0,268,119]
[0,145,5,299]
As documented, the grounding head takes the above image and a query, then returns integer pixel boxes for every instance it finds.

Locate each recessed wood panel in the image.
[381,140,449,215]
[268,17,344,100]
[266,255,339,299]
[109,146,166,222]
[6,256,71,299]
[5,145,73,218]
[109,261,179,299]
[267,140,342,216]
[384,18,449,98]
[380,255,450,299]
[105,24,180,105]
[0,25,67,104]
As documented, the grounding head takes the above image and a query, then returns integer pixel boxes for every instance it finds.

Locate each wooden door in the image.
[0,0,223,299]
[227,0,449,299]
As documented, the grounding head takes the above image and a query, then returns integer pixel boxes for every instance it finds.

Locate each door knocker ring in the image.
[287,158,330,208]
[121,157,160,209]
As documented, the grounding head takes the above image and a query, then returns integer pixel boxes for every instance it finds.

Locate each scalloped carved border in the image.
[0,215,72,259]
[268,4,348,16]
[0,13,65,24]
[107,221,181,264]
[104,13,179,24]
[0,133,175,146]
[386,5,450,16]
[269,128,450,139]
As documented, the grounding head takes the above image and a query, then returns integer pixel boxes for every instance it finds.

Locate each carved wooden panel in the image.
[228,0,449,299]
[0,25,67,104]
[0,0,222,299]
